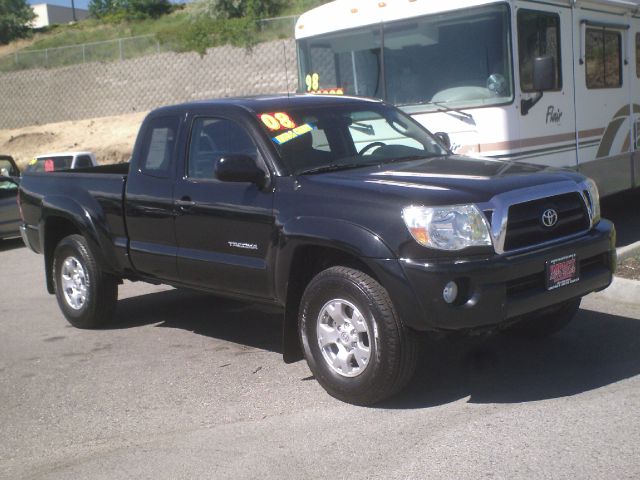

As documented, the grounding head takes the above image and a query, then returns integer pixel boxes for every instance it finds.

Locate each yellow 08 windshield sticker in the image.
[260,112,297,131]
[272,123,315,145]
[29,158,37,165]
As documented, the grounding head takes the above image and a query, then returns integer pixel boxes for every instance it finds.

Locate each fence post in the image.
[14,51,18,66]
[45,49,48,67]
[119,39,123,61]
[82,44,86,63]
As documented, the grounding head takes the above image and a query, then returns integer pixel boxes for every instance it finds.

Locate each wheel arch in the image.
[40,196,116,294]
[277,218,396,363]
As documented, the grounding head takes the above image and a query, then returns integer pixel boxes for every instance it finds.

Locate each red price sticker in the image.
[259,112,297,131]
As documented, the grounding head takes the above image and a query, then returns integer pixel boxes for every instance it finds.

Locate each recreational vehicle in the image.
[295,0,640,195]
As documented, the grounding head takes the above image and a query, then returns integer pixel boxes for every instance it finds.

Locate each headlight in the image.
[402,204,492,251]
[581,178,601,224]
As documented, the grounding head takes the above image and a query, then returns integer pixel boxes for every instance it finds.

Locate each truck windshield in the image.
[256,103,447,175]
[298,4,513,111]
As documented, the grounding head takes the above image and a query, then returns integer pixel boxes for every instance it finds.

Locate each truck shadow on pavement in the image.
[383,307,640,409]
[0,237,24,252]
[110,289,640,409]
[111,288,284,354]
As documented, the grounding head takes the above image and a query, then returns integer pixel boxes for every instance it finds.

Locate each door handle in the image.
[175,196,195,211]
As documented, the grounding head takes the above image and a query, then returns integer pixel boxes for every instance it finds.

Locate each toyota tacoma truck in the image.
[18,95,616,405]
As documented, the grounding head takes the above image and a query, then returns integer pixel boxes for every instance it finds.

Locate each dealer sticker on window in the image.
[546,254,579,290]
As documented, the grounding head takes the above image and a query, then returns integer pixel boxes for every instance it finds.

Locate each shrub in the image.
[0,0,35,44]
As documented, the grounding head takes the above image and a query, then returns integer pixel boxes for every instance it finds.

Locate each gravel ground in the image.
[617,254,640,281]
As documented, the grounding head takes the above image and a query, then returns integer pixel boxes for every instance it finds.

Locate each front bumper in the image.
[385,220,615,331]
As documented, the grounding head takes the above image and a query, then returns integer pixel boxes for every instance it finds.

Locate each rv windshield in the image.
[298,4,513,111]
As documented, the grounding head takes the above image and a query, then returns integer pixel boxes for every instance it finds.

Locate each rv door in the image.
[515,5,577,169]
[574,11,634,195]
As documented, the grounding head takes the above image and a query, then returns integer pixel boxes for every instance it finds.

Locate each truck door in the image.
[125,115,181,281]
[173,115,275,299]
[573,10,633,195]
[515,4,577,168]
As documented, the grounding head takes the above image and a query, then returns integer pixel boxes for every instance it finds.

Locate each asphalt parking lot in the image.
[1,189,639,480]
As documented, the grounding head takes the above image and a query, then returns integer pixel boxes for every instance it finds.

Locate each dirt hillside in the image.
[0,111,147,169]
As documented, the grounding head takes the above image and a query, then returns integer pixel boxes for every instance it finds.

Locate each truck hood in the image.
[297,155,585,206]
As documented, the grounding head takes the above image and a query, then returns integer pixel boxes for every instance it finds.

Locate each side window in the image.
[586,27,622,89]
[518,10,562,92]
[75,155,93,168]
[636,33,640,78]
[140,116,180,178]
[187,117,258,180]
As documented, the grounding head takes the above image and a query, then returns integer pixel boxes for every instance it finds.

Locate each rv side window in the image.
[586,28,622,89]
[518,10,562,92]
[636,33,640,78]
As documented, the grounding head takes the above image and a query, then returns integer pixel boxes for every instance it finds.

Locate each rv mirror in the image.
[532,56,556,91]
[434,132,451,150]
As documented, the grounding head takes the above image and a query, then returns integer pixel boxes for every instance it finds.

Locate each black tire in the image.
[299,266,419,405]
[52,234,118,329]
[500,298,581,338]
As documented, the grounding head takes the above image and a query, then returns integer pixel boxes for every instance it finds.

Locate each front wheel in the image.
[500,298,581,338]
[299,266,419,405]
[53,234,118,329]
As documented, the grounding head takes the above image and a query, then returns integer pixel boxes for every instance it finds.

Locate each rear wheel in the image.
[53,234,118,329]
[500,298,581,338]
[299,266,419,405]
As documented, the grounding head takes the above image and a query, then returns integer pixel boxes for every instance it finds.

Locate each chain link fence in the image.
[0,35,167,72]
[0,39,299,130]
[0,16,298,73]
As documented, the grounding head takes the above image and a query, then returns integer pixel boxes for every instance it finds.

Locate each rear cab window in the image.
[138,116,180,178]
[74,155,94,168]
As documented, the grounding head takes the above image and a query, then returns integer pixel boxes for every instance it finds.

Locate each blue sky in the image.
[28,1,188,11]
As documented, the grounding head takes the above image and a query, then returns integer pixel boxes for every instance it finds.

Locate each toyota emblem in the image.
[541,209,558,228]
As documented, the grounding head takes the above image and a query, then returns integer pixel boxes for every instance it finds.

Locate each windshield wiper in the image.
[432,102,475,125]
[349,122,375,136]
[409,100,475,126]
[299,163,372,175]
[380,154,441,164]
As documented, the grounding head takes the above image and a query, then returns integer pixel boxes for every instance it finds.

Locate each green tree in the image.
[189,0,284,20]
[0,0,35,44]
[89,0,172,20]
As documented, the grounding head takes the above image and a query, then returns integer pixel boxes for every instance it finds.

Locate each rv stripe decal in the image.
[597,117,627,159]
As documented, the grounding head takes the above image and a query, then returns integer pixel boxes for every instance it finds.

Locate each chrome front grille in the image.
[503,192,590,251]
[484,180,594,255]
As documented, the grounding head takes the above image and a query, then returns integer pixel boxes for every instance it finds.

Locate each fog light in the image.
[443,281,458,304]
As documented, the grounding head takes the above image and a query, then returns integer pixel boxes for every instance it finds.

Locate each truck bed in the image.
[19,163,130,274]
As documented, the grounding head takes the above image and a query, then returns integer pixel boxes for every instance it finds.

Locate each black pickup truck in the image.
[19,95,616,405]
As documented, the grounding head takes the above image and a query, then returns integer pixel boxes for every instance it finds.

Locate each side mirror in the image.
[215,155,266,187]
[434,132,452,150]
[532,55,556,91]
